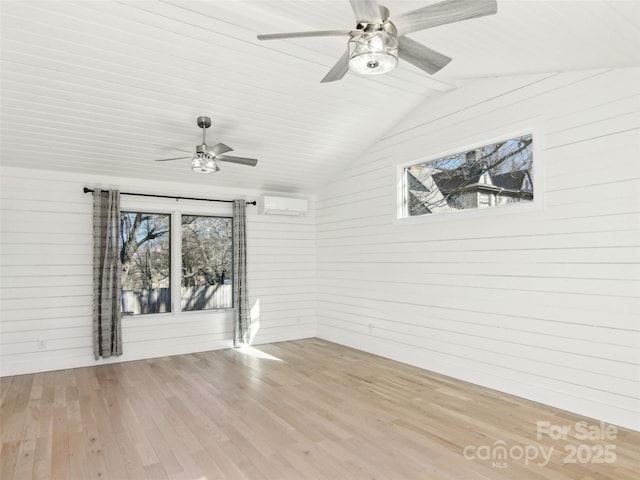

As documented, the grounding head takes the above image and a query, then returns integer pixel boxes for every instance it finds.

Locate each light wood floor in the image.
[1,338,638,479]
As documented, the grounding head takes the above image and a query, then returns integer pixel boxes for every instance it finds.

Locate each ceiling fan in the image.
[155,116,258,174]
[257,0,497,83]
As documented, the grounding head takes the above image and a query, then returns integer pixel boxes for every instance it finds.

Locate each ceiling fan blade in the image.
[398,37,452,75]
[379,5,390,22]
[207,142,233,155]
[155,156,190,162]
[257,30,350,41]
[393,0,497,36]
[349,0,382,23]
[321,50,350,83]
[216,155,258,167]
[154,144,192,154]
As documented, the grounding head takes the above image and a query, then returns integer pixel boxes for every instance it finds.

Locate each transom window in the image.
[401,133,534,218]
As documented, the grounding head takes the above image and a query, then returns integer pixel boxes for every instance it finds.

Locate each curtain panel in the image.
[233,200,251,346]
[92,189,123,359]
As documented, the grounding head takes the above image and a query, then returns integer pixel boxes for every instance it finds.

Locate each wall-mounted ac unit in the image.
[258,195,308,216]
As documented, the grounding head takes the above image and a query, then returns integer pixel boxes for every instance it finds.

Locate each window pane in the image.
[404,134,533,217]
[120,213,171,315]
[181,216,232,311]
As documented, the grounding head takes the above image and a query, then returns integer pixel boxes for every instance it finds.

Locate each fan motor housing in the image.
[353,19,397,36]
[196,116,212,129]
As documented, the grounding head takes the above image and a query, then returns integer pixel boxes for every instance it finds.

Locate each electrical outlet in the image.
[37,339,46,350]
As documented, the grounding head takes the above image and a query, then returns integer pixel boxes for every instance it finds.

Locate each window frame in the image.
[119,195,234,319]
[394,118,544,224]
[180,214,234,312]
[120,210,172,316]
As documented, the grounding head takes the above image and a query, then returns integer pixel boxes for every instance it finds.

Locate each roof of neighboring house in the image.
[406,170,451,215]
[492,171,532,191]
[431,164,487,193]
[430,166,531,194]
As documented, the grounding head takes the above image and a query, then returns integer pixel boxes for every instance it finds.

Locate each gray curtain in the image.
[233,200,251,346]
[92,189,123,359]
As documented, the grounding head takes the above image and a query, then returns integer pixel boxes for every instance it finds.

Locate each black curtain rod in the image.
[83,187,256,206]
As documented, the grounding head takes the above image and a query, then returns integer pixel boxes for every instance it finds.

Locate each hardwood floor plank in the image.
[142,425,183,477]
[192,439,248,480]
[94,429,128,480]
[50,406,70,480]
[112,430,151,480]
[1,338,638,479]
[32,435,52,480]
[143,462,169,480]
[11,401,38,479]
[68,430,89,480]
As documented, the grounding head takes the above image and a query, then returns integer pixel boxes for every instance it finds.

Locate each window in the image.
[181,216,233,311]
[120,211,233,315]
[120,212,171,315]
[478,193,492,208]
[401,134,534,217]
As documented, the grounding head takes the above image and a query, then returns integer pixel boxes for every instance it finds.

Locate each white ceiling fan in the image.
[155,116,258,174]
[257,0,497,82]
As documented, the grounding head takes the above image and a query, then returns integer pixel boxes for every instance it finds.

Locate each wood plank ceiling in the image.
[1,1,638,193]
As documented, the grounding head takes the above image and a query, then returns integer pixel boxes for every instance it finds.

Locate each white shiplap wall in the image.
[0,167,315,376]
[316,68,640,431]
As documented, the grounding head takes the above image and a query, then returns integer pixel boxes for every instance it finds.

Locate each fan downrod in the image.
[196,116,212,129]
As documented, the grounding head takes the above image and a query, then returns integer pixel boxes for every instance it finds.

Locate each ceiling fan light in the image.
[191,153,220,174]
[348,31,398,75]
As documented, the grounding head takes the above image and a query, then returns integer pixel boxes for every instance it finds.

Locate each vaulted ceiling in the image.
[1,1,638,193]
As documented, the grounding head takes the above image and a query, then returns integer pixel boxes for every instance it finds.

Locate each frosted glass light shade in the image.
[348,31,398,75]
[191,153,220,174]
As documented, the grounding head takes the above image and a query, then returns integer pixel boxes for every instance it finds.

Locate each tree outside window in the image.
[119,212,233,315]
[181,216,232,311]
[120,212,171,315]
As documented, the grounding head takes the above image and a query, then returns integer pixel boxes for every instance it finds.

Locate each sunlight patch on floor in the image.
[236,345,283,362]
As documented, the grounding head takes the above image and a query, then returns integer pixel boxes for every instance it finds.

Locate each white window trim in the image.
[120,195,234,319]
[393,117,544,224]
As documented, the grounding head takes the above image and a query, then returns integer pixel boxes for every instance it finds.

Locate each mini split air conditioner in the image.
[258,195,308,216]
